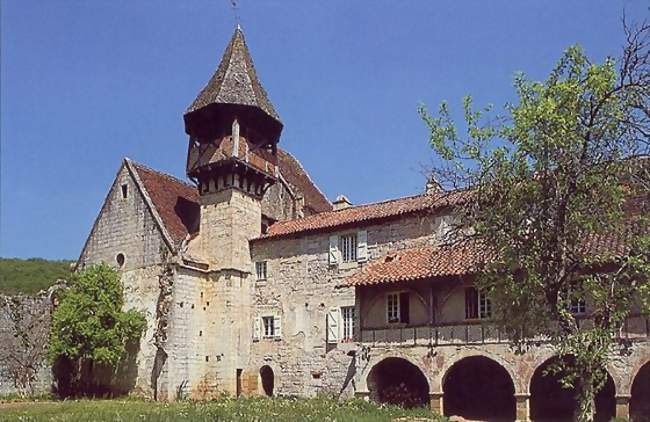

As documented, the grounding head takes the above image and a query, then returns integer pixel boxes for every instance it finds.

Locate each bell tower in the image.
[184,26,282,270]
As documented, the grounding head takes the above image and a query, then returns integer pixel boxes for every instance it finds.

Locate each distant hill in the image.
[0,258,74,295]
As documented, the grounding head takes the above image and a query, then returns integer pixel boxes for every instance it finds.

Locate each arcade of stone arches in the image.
[362,354,650,421]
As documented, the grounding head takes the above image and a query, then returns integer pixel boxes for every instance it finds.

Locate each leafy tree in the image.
[0,258,73,295]
[419,20,650,421]
[48,264,146,396]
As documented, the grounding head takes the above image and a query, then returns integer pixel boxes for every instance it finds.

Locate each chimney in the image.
[426,177,442,194]
[333,195,352,211]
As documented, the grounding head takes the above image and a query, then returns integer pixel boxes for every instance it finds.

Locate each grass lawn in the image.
[0,396,443,422]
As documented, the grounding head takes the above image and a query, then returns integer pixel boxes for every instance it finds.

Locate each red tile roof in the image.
[277,149,332,215]
[344,240,489,287]
[130,161,200,245]
[259,190,468,240]
[128,150,332,246]
[344,219,647,288]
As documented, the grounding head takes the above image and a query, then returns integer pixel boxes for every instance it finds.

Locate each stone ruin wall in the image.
[0,288,58,396]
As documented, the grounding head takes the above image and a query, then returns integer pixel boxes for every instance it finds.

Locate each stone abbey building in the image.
[78,27,650,421]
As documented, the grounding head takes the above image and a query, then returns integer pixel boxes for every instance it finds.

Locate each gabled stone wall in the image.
[78,164,170,271]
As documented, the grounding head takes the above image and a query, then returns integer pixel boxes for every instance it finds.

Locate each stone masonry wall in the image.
[162,266,254,400]
[78,164,169,271]
[198,189,261,271]
[247,211,451,398]
[77,163,172,398]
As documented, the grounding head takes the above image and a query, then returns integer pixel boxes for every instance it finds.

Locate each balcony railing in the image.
[359,314,650,347]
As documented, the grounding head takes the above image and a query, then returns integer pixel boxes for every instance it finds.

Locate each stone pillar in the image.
[429,392,444,415]
[514,393,530,422]
[615,394,631,419]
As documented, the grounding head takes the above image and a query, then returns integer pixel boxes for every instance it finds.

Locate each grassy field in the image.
[0,258,73,295]
[0,396,442,422]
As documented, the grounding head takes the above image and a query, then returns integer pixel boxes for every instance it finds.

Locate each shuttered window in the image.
[387,292,410,323]
[341,306,355,341]
[465,287,491,319]
[262,316,275,338]
[387,293,400,323]
[255,261,267,281]
[399,292,410,324]
[340,234,357,263]
[326,308,339,343]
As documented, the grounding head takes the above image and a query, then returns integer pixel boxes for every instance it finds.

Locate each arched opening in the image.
[116,253,125,268]
[260,365,274,396]
[443,356,516,421]
[530,357,615,422]
[367,357,429,408]
[631,360,650,421]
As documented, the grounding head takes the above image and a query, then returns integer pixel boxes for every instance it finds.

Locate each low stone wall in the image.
[0,286,59,396]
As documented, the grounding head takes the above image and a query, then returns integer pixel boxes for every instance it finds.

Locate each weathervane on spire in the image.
[229,0,241,28]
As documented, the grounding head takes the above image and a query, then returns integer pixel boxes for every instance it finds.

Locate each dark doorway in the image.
[530,357,615,422]
[236,369,242,397]
[631,361,650,421]
[366,357,429,408]
[260,365,274,396]
[443,356,516,421]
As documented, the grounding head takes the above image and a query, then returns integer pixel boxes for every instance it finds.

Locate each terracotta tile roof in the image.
[259,190,468,240]
[277,149,332,215]
[128,151,331,245]
[344,219,647,288]
[130,161,200,245]
[344,240,489,287]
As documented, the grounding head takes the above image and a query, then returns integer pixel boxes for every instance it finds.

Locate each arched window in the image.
[116,253,125,268]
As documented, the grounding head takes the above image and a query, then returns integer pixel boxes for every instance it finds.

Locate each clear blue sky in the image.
[1,1,647,260]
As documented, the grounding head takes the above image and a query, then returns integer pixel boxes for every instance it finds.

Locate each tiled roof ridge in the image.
[126,158,196,189]
[277,148,331,208]
[256,189,467,240]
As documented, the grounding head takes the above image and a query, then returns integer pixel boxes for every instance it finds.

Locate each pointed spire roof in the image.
[185,27,281,124]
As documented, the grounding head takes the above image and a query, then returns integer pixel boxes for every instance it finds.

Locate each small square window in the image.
[262,316,275,338]
[121,183,128,199]
[340,234,357,263]
[255,261,267,281]
[565,287,586,315]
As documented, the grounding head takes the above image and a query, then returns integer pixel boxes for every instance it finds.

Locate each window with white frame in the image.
[262,316,275,338]
[562,287,586,315]
[340,234,357,263]
[255,261,267,281]
[570,298,587,314]
[341,306,355,341]
[479,291,492,319]
[465,287,491,319]
[387,293,400,323]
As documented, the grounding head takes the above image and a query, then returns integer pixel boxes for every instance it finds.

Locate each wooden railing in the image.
[359,315,650,347]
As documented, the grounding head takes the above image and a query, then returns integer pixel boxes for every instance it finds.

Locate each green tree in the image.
[419,21,650,421]
[48,264,146,396]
